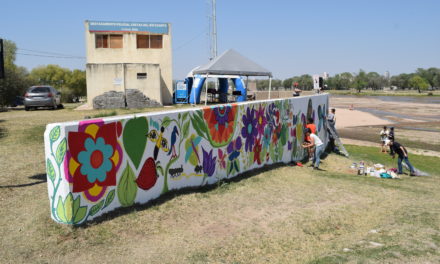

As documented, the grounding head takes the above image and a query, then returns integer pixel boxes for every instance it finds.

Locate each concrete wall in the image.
[44,94,329,225]
[86,63,162,105]
[85,22,173,105]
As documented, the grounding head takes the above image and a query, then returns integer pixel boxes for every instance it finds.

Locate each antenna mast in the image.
[210,0,217,60]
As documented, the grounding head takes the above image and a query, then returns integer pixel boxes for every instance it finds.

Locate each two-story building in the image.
[85,20,173,107]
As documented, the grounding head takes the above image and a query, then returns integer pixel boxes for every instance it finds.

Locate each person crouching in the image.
[388,140,416,176]
[302,128,325,170]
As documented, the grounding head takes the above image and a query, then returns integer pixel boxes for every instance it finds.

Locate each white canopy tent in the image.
[192,49,273,105]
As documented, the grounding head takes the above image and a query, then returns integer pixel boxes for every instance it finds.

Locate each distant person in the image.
[327,108,336,127]
[380,126,389,152]
[388,127,395,142]
[305,117,317,160]
[326,108,338,152]
[388,141,416,176]
[302,128,325,170]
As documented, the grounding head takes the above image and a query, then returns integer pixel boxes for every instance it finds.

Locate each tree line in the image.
[256,68,439,93]
[0,39,86,107]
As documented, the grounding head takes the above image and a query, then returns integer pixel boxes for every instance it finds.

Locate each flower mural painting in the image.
[217,149,227,170]
[255,105,267,137]
[227,136,242,176]
[202,104,238,146]
[67,121,122,202]
[241,107,258,152]
[253,138,263,165]
[45,94,330,225]
[202,147,216,177]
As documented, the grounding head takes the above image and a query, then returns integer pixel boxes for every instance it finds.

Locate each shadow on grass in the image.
[0,173,47,189]
[74,159,310,228]
[0,126,7,139]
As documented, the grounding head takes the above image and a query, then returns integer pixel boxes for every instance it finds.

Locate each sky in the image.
[1,0,439,80]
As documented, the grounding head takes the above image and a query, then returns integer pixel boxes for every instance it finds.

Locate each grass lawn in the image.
[1,106,439,263]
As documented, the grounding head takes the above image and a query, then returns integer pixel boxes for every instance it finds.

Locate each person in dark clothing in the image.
[388,127,395,141]
[388,141,415,176]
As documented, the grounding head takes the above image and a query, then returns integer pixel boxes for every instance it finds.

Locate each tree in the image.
[408,75,429,93]
[282,78,294,89]
[29,65,87,102]
[327,72,353,90]
[391,73,414,89]
[0,39,31,107]
[29,64,71,88]
[67,69,86,96]
[354,70,368,92]
[366,72,386,90]
[416,67,440,88]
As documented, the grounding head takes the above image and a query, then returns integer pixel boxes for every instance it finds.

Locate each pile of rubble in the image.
[93,89,162,109]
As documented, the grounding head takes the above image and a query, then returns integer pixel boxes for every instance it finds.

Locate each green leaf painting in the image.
[182,121,190,139]
[46,159,56,183]
[162,116,171,128]
[117,164,138,207]
[49,126,60,143]
[73,207,87,224]
[55,194,87,224]
[123,117,148,169]
[182,112,189,121]
[56,196,67,223]
[103,189,115,209]
[55,138,67,165]
[89,199,105,217]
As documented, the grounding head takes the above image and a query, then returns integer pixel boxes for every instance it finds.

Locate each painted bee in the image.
[147,126,169,160]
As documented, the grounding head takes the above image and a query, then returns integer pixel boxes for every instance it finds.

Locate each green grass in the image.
[346,144,440,175]
[90,110,118,118]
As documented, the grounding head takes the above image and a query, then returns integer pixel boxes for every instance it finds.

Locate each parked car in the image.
[24,85,62,110]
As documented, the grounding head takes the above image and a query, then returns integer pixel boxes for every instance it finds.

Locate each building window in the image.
[136,34,162,49]
[137,35,150,48]
[95,35,108,48]
[150,35,163,49]
[95,34,123,48]
[137,73,147,79]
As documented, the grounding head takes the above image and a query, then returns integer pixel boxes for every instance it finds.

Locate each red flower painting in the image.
[66,121,122,202]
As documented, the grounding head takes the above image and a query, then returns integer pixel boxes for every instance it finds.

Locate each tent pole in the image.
[205,74,209,106]
[268,77,272,99]
[246,76,249,101]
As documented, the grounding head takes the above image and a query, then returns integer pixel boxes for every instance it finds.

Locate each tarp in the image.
[193,49,272,77]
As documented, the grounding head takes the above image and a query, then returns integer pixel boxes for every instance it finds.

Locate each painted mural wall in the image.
[44,94,329,224]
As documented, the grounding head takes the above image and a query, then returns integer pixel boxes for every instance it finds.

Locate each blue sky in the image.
[1,0,439,79]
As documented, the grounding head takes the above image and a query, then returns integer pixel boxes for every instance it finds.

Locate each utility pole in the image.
[0,39,5,79]
[210,0,217,60]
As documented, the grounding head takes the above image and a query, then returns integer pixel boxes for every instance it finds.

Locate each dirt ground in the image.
[330,95,440,156]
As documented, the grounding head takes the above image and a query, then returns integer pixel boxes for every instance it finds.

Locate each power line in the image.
[18,48,84,58]
[173,29,208,51]
[16,52,85,59]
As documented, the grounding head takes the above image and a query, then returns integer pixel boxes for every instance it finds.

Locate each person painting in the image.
[305,117,317,160]
[388,141,416,176]
[302,128,324,170]
[379,126,389,152]
[327,108,336,127]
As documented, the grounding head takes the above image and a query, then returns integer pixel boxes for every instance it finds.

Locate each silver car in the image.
[24,86,62,110]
